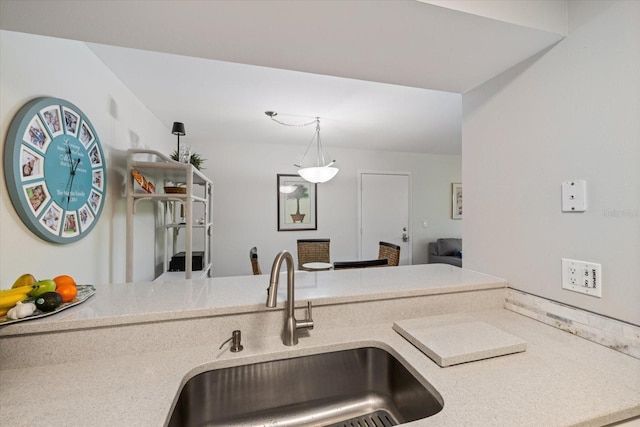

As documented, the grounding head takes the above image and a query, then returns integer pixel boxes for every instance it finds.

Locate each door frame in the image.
[357,170,413,263]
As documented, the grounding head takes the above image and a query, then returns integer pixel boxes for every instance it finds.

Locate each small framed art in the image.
[277,174,317,231]
[452,183,462,219]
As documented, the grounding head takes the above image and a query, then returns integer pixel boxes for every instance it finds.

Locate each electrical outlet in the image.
[562,258,602,297]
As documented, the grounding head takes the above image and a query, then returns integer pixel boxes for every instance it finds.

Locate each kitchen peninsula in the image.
[0,264,639,426]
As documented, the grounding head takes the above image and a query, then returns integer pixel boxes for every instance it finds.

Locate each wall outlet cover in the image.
[562,258,602,297]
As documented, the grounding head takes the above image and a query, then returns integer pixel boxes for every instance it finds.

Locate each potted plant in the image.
[170,149,205,170]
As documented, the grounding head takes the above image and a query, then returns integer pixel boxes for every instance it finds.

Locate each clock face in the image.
[4,97,107,244]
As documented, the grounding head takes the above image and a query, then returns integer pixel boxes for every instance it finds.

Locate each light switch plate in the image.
[562,180,587,212]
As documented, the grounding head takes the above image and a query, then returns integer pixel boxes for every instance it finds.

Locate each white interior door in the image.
[359,172,411,264]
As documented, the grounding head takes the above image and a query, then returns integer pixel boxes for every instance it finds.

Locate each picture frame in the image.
[452,183,462,219]
[88,189,102,214]
[20,146,44,181]
[62,106,80,137]
[22,115,51,152]
[62,211,80,237]
[277,174,317,231]
[24,181,50,215]
[39,105,63,138]
[79,122,95,148]
[39,203,63,235]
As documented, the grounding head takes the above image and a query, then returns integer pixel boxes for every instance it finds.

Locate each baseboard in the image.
[504,288,640,360]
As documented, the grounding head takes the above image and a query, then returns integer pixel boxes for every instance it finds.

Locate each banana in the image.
[0,293,28,310]
[12,273,37,289]
[0,307,10,317]
[0,285,35,297]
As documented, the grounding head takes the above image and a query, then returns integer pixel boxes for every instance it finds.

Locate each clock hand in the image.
[71,157,81,173]
[66,158,81,209]
[65,147,81,209]
[62,147,74,206]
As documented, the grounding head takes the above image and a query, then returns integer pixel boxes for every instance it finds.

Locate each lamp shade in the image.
[298,166,339,183]
[171,122,186,136]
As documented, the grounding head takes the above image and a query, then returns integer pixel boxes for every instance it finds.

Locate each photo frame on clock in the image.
[62,106,80,137]
[88,189,102,213]
[40,105,63,137]
[92,169,104,191]
[78,204,95,231]
[22,115,51,152]
[89,144,102,166]
[63,212,79,237]
[79,122,94,148]
[39,203,63,235]
[20,146,44,181]
[24,182,50,215]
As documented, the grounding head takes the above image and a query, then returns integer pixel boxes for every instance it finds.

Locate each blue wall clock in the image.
[4,97,107,244]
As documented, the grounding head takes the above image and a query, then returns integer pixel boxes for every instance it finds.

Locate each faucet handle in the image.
[296,301,314,331]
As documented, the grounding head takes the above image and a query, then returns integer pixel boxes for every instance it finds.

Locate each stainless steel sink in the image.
[167,346,443,427]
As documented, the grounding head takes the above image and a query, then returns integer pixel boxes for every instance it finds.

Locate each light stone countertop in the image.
[1,264,639,426]
[0,264,504,335]
[1,310,639,426]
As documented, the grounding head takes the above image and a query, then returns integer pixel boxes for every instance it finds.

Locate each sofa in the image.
[427,238,462,267]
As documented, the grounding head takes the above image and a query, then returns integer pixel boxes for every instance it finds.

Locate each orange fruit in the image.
[55,283,78,303]
[53,275,76,289]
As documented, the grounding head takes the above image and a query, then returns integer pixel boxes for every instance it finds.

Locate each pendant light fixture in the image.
[266,111,339,183]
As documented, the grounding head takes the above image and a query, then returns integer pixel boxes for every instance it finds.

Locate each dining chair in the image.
[333,259,388,270]
[297,239,330,270]
[250,246,262,275]
[378,241,401,266]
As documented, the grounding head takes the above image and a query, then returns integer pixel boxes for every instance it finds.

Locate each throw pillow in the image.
[437,238,462,256]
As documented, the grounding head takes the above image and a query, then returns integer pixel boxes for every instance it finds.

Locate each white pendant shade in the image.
[266,112,339,183]
[298,166,339,183]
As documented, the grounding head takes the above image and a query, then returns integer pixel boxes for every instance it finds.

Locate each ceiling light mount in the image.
[266,111,338,183]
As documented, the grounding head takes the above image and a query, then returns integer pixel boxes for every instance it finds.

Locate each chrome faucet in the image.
[267,250,314,346]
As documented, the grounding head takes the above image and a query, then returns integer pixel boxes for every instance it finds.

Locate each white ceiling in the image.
[0,0,565,155]
[88,44,464,154]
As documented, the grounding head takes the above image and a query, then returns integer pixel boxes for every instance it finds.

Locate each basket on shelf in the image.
[164,186,187,194]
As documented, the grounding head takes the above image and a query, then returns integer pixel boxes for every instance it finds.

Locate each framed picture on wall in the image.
[452,183,462,219]
[277,174,317,231]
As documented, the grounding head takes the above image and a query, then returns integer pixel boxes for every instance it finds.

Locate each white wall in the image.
[1,30,462,284]
[462,1,640,325]
[202,141,461,277]
[0,30,173,286]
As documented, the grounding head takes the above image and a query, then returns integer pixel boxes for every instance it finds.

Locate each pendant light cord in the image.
[294,119,324,167]
[265,111,316,128]
[265,112,336,170]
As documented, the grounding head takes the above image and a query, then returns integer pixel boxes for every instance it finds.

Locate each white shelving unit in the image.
[125,149,212,282]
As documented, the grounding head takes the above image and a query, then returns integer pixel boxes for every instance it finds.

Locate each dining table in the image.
[301,262,333,271]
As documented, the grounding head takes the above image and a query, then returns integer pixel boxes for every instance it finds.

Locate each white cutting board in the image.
[393,314,526,367]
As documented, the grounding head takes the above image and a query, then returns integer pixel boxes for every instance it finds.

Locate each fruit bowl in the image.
[0,284,96,325]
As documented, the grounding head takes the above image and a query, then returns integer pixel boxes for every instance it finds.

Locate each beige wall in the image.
[462,1,640,325]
